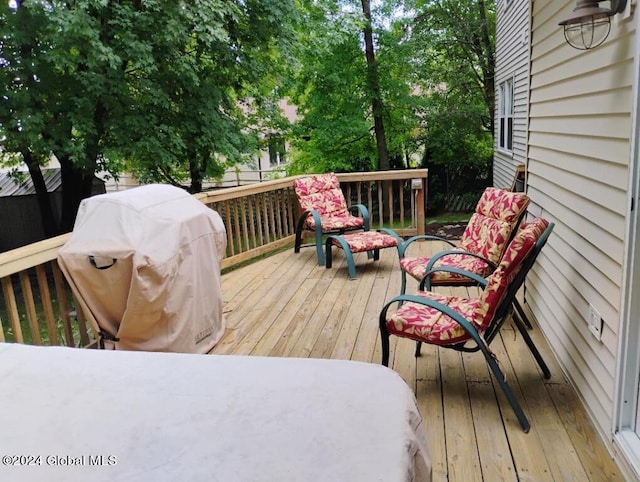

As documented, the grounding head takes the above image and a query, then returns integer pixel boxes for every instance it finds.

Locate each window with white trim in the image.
[499,79,514,151]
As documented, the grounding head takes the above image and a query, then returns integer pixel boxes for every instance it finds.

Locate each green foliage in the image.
[285,0,493,189]
[286,0,425,174]
[286,1,373,174]
[0,0,299,231]
[1,0,496,227]
[408,0,495,211]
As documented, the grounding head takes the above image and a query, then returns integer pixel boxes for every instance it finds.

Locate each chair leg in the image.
[400,270,407,296]
[314,226,325,266]
[465,324,530,432]
[325,237,333,269]
[512,315,551,379]
[378,307,392,366]
[380,329,390,367]
[513,298,533,329]
[484,349,531,432]
[294,216,307,254]
[415,341,422,357]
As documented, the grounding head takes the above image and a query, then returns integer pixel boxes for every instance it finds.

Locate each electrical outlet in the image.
[589,304,602,341]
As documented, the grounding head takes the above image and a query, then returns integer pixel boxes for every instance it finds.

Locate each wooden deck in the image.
[213,240,623,482]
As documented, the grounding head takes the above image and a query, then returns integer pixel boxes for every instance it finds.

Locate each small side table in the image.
[325,229,402,279]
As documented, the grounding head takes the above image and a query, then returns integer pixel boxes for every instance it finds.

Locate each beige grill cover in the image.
[57,184,226,353]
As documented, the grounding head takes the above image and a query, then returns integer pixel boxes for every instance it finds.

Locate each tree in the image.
[409,0,496,211]
[0,0,298,233]
[360,0,389,171]
[287,0,418,174]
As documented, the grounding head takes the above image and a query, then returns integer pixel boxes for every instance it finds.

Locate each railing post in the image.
[416,178,427,235]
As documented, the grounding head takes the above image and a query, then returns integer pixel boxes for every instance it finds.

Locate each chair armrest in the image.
[398,235,457,258]
[419,266,489,291]
[297,208,323,230]
[349,203,370,231]
[426,249,497,272]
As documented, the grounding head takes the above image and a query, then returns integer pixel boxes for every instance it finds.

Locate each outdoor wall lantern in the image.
[559,0,628,50]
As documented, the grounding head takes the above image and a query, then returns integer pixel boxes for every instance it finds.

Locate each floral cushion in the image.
[473,218,546,331]
[293,173,363,230]
[332,231,398,253]
[399,251,492,285]
[387,218,547,345]
[307,212,364,231]
[458,188,530,264]
[387,291,481,345]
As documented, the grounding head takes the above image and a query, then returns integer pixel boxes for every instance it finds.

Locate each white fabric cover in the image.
[0,343,432,482]
[57,184,226,353]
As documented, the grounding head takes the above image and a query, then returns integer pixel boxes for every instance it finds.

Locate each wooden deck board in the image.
[216,245,621,481]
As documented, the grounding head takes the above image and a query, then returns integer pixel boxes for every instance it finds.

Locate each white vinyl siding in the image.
[527,0,634,443]
[494,0,530,189]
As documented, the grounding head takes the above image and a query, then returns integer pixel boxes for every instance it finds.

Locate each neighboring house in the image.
[0,169,105,252]
[104,99,298,191]
[495,0,640,478]
[213,98,298,188]
[494,0,530,188]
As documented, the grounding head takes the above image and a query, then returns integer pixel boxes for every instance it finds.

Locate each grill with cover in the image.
[58,184,226,353]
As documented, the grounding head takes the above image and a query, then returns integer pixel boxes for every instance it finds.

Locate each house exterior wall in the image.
[527,0,635,447]
[494,0,530,189]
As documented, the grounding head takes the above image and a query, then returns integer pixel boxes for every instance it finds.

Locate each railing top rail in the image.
[336,169,428,182]
[0,233,71,278]
[196,169,428,204]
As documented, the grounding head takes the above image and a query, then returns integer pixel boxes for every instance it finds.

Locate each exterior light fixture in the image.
[559,0,628,50]
[8,0,19,9]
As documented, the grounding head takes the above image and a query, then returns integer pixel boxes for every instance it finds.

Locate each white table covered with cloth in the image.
[0,343,431,482]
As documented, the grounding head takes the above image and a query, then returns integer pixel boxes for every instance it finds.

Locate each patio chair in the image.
[399,187,532,328]
[379,217,554,432]
[294,173,370,265]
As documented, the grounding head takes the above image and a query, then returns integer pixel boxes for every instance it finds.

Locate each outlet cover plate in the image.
[589,304,602,341]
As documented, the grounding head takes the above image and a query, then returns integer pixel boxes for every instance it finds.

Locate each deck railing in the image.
[0,169,427,347]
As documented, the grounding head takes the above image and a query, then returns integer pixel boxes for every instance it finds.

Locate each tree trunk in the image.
[23,151,59,236]
[477,0,495,134]
[361,0,390,171]
[59,156,94,233]
[189,154,205,194]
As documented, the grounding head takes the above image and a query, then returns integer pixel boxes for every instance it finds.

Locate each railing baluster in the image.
[72,293,91,347]
[255,194,265,245]
[1,276,24,343]
[399,180,406,228]
[377,181,384,228]
[36,264,59,346]
[287,188,296,235]
[275,190,283,239]
[262,193,271,243]
[19,271,42,345]
[268,193,277,241]
[221,201,234,256]
[52,261,75,347]
[247,195,257,249]
[240,197,250,252]
[387,180,394,227]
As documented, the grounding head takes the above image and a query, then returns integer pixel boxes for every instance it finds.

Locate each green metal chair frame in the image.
[379,220,554,432]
